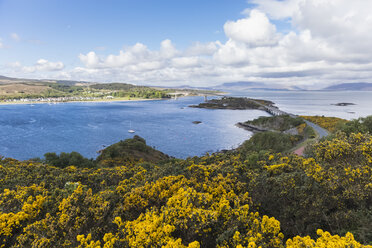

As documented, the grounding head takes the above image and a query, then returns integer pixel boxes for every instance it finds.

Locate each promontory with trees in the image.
[0,95,371,247]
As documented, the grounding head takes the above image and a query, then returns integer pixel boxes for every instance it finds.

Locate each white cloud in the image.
[224,9,279,47]
[213,40,251,65]
[160,39,178,58]
[185,42,218,56]
[0,40,3,48]
[10,33,20,42]
[23,59,64,73]
[293,0,372,54]
[79,52,101,68]
[171,57,200,68]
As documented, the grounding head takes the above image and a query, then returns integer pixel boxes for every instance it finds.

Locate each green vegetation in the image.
[240,131,302,154]
[238,115,317,157]
[245,115,305,132]
[336,115,372,135]
[42,152,96,168]
[0,115,371,247]
[90,83,171,99]
[31,135,169,169]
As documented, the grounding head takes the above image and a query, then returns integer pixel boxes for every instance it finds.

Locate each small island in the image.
[331,102,356,106]
[190,96,289,116]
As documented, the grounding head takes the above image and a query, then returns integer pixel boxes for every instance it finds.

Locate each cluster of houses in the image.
[1,96,103,103]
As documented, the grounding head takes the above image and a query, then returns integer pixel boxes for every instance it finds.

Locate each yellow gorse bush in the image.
[300,115,348,132]
[0,127,371,247]
[286,229,371,248]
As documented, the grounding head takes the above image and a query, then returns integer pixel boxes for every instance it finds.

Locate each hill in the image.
[323,82,372,91]
[96,135,170,166]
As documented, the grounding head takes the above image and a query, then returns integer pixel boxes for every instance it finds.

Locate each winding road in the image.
[250,98,330,155]
[304,120,330,138]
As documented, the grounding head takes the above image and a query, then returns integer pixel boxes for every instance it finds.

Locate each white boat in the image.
[128,121,135,133]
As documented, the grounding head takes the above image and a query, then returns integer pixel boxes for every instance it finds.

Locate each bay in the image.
[1,90,371,160]
[0,96,267,160]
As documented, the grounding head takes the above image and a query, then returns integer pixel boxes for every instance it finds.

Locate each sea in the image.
[0,90,371,160]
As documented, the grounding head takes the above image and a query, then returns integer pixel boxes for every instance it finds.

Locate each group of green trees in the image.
[0,116,371,247]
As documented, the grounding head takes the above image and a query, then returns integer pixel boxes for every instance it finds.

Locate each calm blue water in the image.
[230,90,372,120]
[1,91,371,160]
[0,96,268,160]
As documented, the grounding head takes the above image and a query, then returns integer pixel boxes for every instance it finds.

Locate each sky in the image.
[1,0,372,89]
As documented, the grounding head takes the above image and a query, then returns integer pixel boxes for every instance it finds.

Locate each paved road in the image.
[304,120,329,138]
[251,98,330,139]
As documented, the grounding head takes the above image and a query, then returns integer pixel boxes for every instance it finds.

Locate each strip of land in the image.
[0,75,221,105]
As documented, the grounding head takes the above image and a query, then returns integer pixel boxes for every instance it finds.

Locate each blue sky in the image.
[0,0,250,66]
[1,0,371,88]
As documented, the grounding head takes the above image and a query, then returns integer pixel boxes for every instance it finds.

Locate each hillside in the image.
[0,75,221,103]
[0,75,171,102]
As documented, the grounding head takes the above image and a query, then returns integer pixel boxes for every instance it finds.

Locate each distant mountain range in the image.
[215,81,372,91]
[217,81,261,88]
[2,75,372,91]
[323,83,372,91]
[213,81,304,91]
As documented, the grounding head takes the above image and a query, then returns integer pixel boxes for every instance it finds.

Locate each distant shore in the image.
[0,97,169,105]
[0,92,225,106]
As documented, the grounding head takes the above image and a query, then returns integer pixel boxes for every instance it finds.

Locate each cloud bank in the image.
[8,0,372,88]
